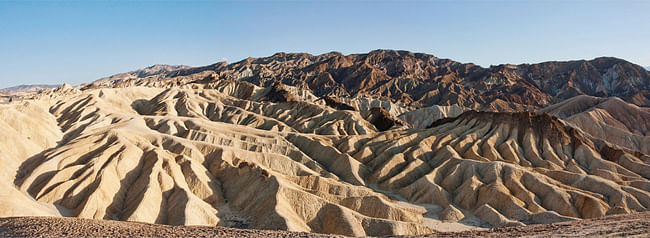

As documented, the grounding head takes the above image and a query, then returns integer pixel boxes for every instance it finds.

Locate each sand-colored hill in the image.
[541,95,650,154]
[0,100,63,217]
[0,81,648,236]
[397,105,466,129]
[10,86,434,236]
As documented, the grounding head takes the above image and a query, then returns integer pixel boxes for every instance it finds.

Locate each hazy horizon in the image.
[1,1,649,88]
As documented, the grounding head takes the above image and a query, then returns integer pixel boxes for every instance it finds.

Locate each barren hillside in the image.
[0,51,649,236]
[541,95,650,154]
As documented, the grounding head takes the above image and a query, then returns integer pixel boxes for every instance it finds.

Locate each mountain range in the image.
[83,50,650,111]
[1,84,60,94]
[0,50,648,236]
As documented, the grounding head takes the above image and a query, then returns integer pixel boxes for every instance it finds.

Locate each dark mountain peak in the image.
[87,50,650,110]
[368,49,417,57]
[591,56,627,63]
[519,56,642,70]
[587,57,648,71]
[321,51,344,57]
[363,49,439,62]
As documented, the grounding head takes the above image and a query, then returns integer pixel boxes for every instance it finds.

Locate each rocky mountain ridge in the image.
[92,64,191,87]
[84,50,650,111]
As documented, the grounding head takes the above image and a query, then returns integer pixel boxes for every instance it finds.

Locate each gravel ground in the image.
[1,212,649,237]
[422,211,650,238]
[0,217,338,238]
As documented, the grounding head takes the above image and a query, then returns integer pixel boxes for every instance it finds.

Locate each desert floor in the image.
[1,212,649,237]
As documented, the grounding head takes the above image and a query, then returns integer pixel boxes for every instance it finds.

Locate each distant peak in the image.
[0,84,60,94]
[368,49,417,57]
[269,52,313,58]
[144,64,189,70]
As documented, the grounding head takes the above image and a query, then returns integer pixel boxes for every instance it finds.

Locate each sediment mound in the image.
[541,95,650,154]
[0,84,647,236]
[2,51,650,235]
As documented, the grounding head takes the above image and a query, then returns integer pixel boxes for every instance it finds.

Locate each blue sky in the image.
[1,1,649,88]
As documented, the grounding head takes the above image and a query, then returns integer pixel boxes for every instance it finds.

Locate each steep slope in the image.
[11,86,434,236]
[541,95,650,154]
[398,105,466,129]
[2,83,647,236]
[334,111,650,225]
[0,101,62,217]
[84,50,650,111]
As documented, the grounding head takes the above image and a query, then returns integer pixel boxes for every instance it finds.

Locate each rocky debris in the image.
[3,212,650,237]
[0,217,337,238]
[426,211,650,237]
[361,107,404,131]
